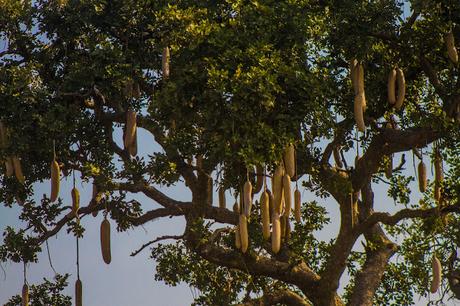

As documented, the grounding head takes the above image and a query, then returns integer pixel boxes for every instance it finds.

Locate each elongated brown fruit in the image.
[395,68,405,110]
[234,225,241,249]
[218,188,226,209]
[271,213,281,254]
[445,31,458,64]
[50,159,60,202]
[350,59,359,95]
[418,161,427,192]
[91,184,100,217]
[72,187,80,216]
[5,157,14,177]
[260,191,270,240]
[75,279,82,306]
[333,147,343,168]
[243,180,252,217]
[124,110,137,150]
[162,46,170,78]
[254,164,264,194]
[387,68,397,105]
[22,284,29,306]
[273,166,284,214]
[283,144,295,177]
[280,215,286,238]
[434,155,443,202]
[128,128,137,157]
[100,219,111,264]
[282,174,292,217]
[239,214,248,253]
[12,156,25,184]
[354,92,366,132]
[294,189,301,222]
[385,155,393,179]
[431,254,442,293]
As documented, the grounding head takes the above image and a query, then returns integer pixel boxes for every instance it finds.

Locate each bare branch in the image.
[131,235,183,257]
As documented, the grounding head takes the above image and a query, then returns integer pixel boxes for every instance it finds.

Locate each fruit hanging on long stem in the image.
[22,284,29,306]
[418,161,427,192]
[75,279,82,306]
[50,159,60,202]
[162,46,170,79]
[294,189,301,222]
[333,147,343,168]
[72,187,80,217]
[253,165,264,194]
[100,218,111,264]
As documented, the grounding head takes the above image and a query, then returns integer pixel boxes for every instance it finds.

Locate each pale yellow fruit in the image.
[218,187,226,209]
[282,174,292,217]
[239,214,248,253]
[294,189,301,222]
[273,165,284,214]
[387,68,397,105]
[260,191,270,240]
[234,225,241,249]
[50,159,60,202]
[395,68,405,110]
[100,219,111,264]
[418,161,427,193]
[124,110,137,150]
[445,31,458,64]
[75,279,82,306]
[22,284,29,306]
[333,147,343,168]
[354,92,366,132]
[283,144,295,177]
[243,180,252,217]
[357,63,365,95]
[271,213,281,254]
[72,187,80,217]
[128,128,137,157]
[12,156,25,184]
[162,47,170,78]
[430,254,442,293]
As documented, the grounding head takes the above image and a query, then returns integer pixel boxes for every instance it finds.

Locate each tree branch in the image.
[130,235,183,257]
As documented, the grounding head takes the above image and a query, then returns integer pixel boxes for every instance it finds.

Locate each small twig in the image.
[130,235,183,257]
